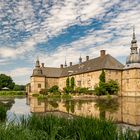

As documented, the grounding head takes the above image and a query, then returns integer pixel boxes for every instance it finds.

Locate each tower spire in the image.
[130,26,138,54]
[132,25,137,43]
[35,56,40,68]
[79,54,82,64]
[64,56,67,67]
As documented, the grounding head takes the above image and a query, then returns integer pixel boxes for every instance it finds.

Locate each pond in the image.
[0,96,140,130]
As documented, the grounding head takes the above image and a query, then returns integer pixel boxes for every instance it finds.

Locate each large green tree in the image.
[0,74,15,90]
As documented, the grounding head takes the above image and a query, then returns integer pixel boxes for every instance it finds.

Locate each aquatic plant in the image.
[0,115,140,139]
[0,105,6,121]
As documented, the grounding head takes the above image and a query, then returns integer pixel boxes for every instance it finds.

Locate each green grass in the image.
[0,115,140,140]
[0,91,25,96]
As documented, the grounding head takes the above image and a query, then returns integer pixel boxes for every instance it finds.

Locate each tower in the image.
[122,26,140,96]
[30,58,46,95]
[126,26,140,68]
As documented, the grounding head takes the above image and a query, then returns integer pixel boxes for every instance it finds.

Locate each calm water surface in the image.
[0,96,140,130]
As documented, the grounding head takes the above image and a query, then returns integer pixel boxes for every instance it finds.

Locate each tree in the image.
[95,70,119,96]
[13,85,25,91]
[71,77,75,92]
[66,77,70,89]
[95,70,107,95]
[0,74,15,90]
[99,70,105,86]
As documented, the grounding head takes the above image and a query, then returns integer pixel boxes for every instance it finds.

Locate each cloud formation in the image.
[0,0,140,84]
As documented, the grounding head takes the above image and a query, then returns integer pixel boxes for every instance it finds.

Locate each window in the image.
[127,79,129,84]
[38,84,41,88]
[77,81,81,87]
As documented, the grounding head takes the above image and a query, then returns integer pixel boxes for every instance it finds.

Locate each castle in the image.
[26,28,140,96]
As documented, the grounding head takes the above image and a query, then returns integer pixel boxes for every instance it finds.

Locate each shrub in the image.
[40,89,48,95]
[49,85,59,94]
[106,80,119,95]
[63,87,70,94]
[75,87,88,94]
[95,70,119,96]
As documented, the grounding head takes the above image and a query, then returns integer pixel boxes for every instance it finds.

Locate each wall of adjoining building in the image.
[28,68,140,96]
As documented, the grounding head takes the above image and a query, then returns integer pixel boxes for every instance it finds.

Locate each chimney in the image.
[41,63,44,67]
[100,50,106,57]
[70,62,72,66]
[60,64,63,68]
[86,56,89,61]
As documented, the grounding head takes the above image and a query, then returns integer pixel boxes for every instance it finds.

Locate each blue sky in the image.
[0,0,140,84]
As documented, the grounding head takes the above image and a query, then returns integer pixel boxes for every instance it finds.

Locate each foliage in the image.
[61,94,72,100]
[0,74,15,90]
[40,89,49,95]
[71,77,75,92]
[63,87,70,94]
[0,105,6,121]
[66,77,70,89]
[49,85,59,94]
[95,70,119,96]
[94,83,108,96]
[0,115,140,140]
[64,77,76,94]
[13,85,25,91]
[32,94,39,97]
[99,70,105,84]
[0,91,25,96]
[75,87,88,94]
[106,80,119,95]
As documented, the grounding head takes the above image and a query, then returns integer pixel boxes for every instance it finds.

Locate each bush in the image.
[75,87,88,94]
[95,70,119,96]
[49,85,60,94]
[40,89,48,95]
[106,80,119,95]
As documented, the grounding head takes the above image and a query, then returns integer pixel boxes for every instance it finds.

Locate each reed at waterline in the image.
[0,115,139,140]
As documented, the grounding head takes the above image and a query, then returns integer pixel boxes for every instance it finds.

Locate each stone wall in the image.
[30,76,46,95]
[46,78,59,89]
[122,68,140,96]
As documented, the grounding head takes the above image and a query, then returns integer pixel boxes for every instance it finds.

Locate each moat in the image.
[0,95,140,130]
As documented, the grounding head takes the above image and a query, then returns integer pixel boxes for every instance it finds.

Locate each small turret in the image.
[32,58,43,76]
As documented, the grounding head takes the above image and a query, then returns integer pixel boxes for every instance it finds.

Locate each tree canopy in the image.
[0,74,25,91]
[0,74,15,90]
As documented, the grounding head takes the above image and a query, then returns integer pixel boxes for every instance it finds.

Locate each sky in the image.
[0,0,140,85]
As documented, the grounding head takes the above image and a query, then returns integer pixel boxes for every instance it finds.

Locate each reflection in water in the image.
[1,96,140,127]
[6,97,31,122]
[28,96,140,126]
[0,98,15,121]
